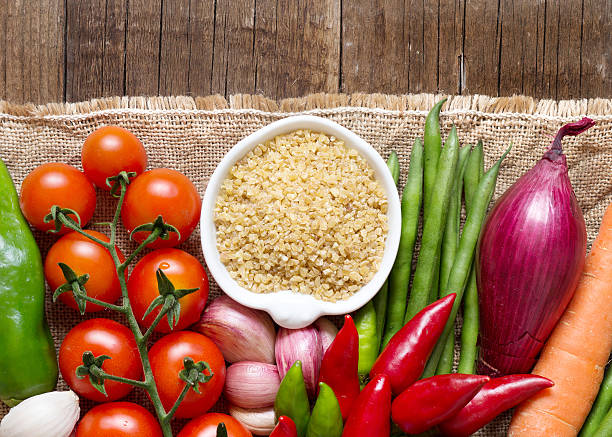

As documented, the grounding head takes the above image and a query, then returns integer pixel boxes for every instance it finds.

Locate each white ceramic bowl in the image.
[201,115,401,328]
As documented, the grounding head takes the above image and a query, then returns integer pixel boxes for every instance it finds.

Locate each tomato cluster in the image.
[20,126,246,435]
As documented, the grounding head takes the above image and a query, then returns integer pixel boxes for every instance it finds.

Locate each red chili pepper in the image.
[342,373,391,437]
[270,416,298,437]
[318,314,360,420]
[438,374,554,437]
[392,373,490,434]
[370,294,455,395]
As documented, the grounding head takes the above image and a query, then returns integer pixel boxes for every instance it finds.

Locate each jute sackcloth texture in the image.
[0,93,611,436]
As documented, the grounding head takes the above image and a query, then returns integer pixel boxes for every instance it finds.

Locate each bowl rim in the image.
[200,115,401,328]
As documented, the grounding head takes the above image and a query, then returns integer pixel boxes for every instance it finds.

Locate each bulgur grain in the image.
[214,129,388,302]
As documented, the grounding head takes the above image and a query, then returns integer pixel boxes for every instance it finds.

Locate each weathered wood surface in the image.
[1,0,610,104]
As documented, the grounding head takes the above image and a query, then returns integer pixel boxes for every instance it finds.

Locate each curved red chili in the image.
[342,373,391,437]
[318,314,360,420]
[438,374,554,437]
[370,294,456,395]
[270,416,298,437]
[392,373,489,434]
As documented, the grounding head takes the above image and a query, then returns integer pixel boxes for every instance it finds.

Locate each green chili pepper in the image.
[275,361,311,437]
[306,382,343,437]
[423,146,511,378]
[0,159,58,406]
[405,127,459,323]
[581,364,612,437]
[457,142,485,375]
[355,301,378,375]
[383,138,423,347]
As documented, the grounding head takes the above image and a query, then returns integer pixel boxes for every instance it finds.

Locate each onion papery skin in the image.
[477,152,586,376]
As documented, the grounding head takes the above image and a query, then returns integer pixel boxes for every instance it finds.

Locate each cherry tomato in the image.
[59,318,141,402]
[20,163,96,233]
[128,248,208,333]
[82,126,147,190]
[121,169,201,248]
[45,230,126,312]
[75,402,163,437]
[149,331,225,418]
[178,413,252,437]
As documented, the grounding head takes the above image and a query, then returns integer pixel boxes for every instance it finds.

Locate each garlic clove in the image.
[224,361,280,409]
[275,325,322,399]
[196,295,276,364]
[314,317,338,354]
[228,404,276,436]
[0,391,80,437]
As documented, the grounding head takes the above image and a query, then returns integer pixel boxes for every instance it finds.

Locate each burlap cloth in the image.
[0,93,611,436]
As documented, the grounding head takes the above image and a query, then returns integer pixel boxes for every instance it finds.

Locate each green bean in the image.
[423,99,447,215]
[387,150,400,185]
[463,141,484,211]
[355,301,378,375]
[439,145,470,301]
[372,281,388,351]
[372,152,402,350]
[580,364,612,437]
[421,100,446,310]
[422,145,511,378]
[436,145,470,375]
[593,406,612,437]
[405,127,459,323]
[457,143,485,375]
[382,139,424,347]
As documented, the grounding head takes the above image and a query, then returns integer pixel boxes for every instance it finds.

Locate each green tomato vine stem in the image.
[54,177,199,437]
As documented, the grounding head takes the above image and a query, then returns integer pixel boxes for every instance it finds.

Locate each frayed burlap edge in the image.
[1,93,611,117]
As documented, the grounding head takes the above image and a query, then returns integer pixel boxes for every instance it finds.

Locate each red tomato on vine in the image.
[45,230,126,312]
[128,248,208,333]
[121,168,201,248]
[59,318,141,402]
[178,413,252,437]
[75,402,163,437]
[149,331,225,418]
[20,163,96,233]
[81,126,148,190]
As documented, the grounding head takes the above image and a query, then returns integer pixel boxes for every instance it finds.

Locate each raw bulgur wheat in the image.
[214,129,388,302]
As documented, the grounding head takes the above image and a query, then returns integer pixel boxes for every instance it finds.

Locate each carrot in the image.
[509,201,612,437]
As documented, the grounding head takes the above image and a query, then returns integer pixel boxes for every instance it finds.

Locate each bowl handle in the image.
[264,292,325,329]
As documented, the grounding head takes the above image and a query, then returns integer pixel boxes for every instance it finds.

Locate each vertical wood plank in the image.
[187,0,215,96]
[211,0,256,96]
[0,0,5,98]
[556,0,583,98]
[498,0,543,96]
[539,0,559,98]
[255,0,340,99]
[159,0,190,95]
[405,0,439,93]
[342,0,408,94]
[125,0,162,96]
[438,0,464,94]
[65,0,105,101]
[2,0,65,104]
[581,0,611,98]
[463,0,501,95]
[102,0,128,96]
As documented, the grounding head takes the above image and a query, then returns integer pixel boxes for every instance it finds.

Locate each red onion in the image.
[477,118,593,376]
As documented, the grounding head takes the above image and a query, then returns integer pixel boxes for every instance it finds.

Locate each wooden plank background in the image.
[0,0,610,105]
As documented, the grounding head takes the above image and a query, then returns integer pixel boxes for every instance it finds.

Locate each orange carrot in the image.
[509,200,612,437]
